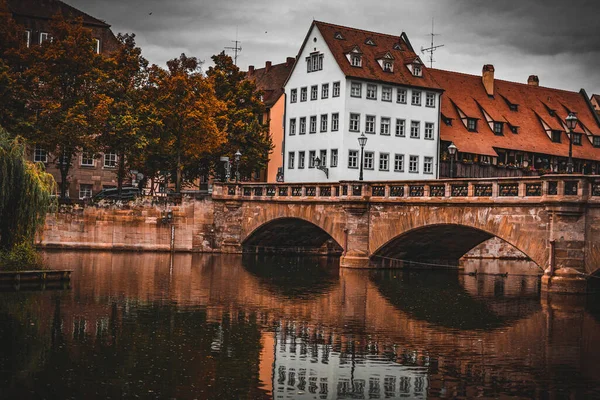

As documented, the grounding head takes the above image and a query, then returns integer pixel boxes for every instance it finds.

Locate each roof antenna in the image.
[225,26,242,65]
[421,18,444,68]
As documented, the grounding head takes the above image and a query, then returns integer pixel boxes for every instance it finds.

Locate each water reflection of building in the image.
[267,324,428,399]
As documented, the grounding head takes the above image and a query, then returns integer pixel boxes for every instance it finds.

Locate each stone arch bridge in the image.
[211,176,600,293]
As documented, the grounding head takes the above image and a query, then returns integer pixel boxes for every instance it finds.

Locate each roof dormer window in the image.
[551,130,561,143]
[393,43,402,50]
[509,125,519,134]
[376,51,395,72]
[406,59,423,77]
[334,32,344,40]
[365,38,376,46]
[493,122,504,135]
[467,118,477,132]
[351,54,362,67]
[413,65,422,77]
[383,61,393,72]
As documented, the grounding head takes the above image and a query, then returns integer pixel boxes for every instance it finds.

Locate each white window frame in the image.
[424,122,435,140]
[25,30,31,48]
[289,118,296,135]
[300,87,307,102]
[426,92,436,108]
[81,151,94,167]
[309,116,317,133]
[33,145,47,163]
[397,88,407,104]
[79,184,93,200]
[382,87,392,102]
[320,114,328,132]
[332,82,340,97]
[349,113,360,132]
[319,150,327,166]
[290,89,297,103]
[424,156,433,174]
[350,82,362,98]
[351,54,362,67]
[409,155,419,173]
[410,121,420,138]
[103,152,117,168]
[348,150,358,169]
[380,117,391,136]
[310,85,318,101]
[40,32,49,44]
[331,149,338,167]
[321,83,329,99]
[394,154,404,172]
[379,153,389,171]
[411,90,422,106]
[366,84,377,100]
[288,152,295,169]
[298,151,305,169]
[395,119,406,137]
[299,117,306,134]
[93,38,101,54]
[364,151,374,170]
[309,151,316,168]
[365,115,375,134]
[331,113,339,132]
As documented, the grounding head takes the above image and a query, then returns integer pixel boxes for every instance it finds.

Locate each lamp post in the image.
[358,132,367,181]
[234,150,242,182]
[565,113,578,174]
[448,142,457,178]
[314,157,329,179]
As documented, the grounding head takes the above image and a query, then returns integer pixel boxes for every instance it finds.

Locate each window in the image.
[319,150,327,166]
[299,117,306,134]
[351,54,362,67]
[289,118,297,135]
[350,82,362,97]
[410,121,420,138]
[366,84,377,100]
[24,30,31,48]
[309,116,317,133]
[365,115,375,134]
[424,157,433,174]
[79,184,93,200]
[510,125,519,134]
[411,90,421,106]
[40,32,49,44]
[383,61,393,72]
[81,151,94,166]
[288,152,295,169]
[298,151,305,168]
[33,145,47,163]
[331,149,338,167]
[394,154,404,172]
[290,89,297,103]
[413,65,422,77]
[348,150,359,168]
[320,114,328,132]
[409,155,419,173]
[382,87,392,102]
[379,153,389,171]
[594,136,600,148]
[311,85,318,100]
[332,82,340,97]
[300,87,307,102]
[309,151,316,168]
[551,130,561,143]
[349,113,360,132]
[426,92,435,107]
[424,122,434,140]
[397,88,407,104]
[322,83,329,99]
[93,38,101,54]
[380,117,391,135]
[395,119,406,137]
[572,132,582,145]
[331,113,339,131]
[493,122,503,135]
[467,118,477,131]
[364,152,374,170]
[306,52,324,72]
[104,153,117,168]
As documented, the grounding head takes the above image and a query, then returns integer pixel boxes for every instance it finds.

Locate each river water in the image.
[1,252,599,399]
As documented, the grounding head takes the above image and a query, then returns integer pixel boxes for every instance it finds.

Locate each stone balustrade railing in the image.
[212,175,600,203]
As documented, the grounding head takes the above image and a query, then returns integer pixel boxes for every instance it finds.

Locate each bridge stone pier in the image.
[211,175,600,295]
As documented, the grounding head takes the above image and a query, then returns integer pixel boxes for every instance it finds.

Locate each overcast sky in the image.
[69,0,600,94]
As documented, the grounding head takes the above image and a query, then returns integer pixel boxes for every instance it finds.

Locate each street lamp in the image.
[234,150,242,182]
[448,142,457,178]
[565,113,578,174]
[358,132,368,181]
[314,157,329,179]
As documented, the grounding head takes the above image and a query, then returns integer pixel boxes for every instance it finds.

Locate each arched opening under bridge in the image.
[242,217,344,256]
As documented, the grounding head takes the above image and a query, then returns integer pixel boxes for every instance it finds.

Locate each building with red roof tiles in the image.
[246,58,295,183]
[283,21,443,182]
[429,66,600,177]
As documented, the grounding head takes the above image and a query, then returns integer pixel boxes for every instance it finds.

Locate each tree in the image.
[207,53,273,180]
[21,15,111,198]
[0,129,55,252]
[143,54,225,193]
[101,33,149,195]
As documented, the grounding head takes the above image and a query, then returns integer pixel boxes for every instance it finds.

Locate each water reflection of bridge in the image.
[35,252,600,398]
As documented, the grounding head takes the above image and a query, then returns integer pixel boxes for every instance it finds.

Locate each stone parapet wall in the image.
[38,198,216,252]
[463,237,529,260]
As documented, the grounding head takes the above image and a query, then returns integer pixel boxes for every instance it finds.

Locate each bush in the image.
[0,242,45,271]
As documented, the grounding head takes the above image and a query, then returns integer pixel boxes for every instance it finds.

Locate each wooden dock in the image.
[0,270,72,283]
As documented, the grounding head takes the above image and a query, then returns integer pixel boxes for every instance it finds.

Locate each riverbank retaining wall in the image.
[38,198,520,259]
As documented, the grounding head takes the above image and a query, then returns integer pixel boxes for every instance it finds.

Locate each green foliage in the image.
[0,241,44,271]
[0,129,56,258]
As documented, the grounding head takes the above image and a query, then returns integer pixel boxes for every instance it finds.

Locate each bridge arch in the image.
[371,223,542,269]
[243,217,344,255]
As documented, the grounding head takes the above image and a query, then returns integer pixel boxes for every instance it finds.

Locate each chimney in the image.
[286,57,295,66]
[527,75,539,86]
[247,65,254,76]
[265,61,272,73]
[482,64,495,96]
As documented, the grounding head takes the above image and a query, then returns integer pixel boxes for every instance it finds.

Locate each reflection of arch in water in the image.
[243,217,344,255]
[370,269,541,331]
[242,254,339,300]
[371,224,540,268]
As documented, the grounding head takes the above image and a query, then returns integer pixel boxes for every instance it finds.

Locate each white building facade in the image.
[283,21,443,182]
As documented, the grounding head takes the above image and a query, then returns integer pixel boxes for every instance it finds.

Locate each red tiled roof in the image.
[7,0,110,27]
[247,59,294,107]
[312,21,442,91]
[430,68,600,161]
